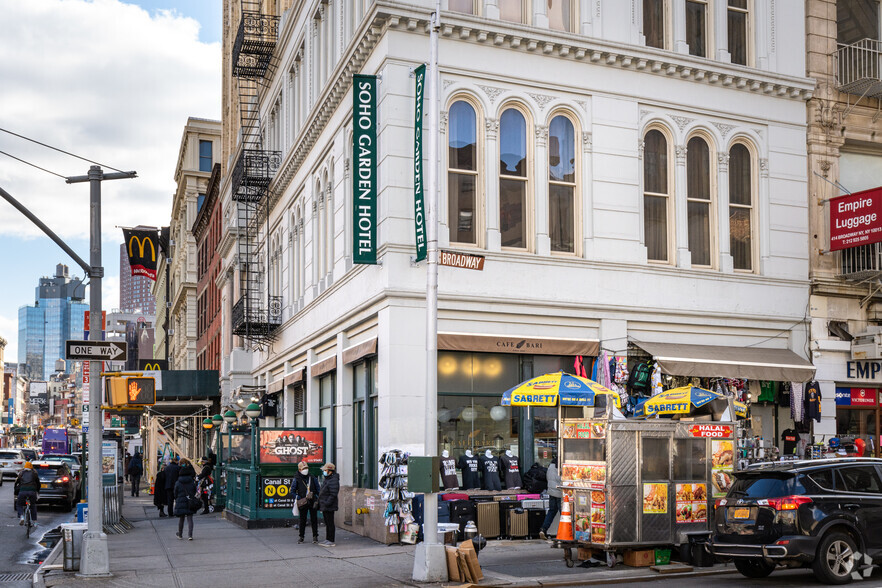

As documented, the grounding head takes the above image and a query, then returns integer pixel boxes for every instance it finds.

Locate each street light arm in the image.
[0,184,92,276]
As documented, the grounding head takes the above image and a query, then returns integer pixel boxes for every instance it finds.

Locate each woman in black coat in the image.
[317,463,340,546]
[153,466,168,517]
[173,461,198,540]
[293,461,320,544]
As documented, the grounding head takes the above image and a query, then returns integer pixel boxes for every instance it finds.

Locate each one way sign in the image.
[66,340,127,361]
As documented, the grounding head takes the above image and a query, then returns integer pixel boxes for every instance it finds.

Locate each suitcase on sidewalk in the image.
[527,508,546,537]
[471,495,495,503]
[493,495,517,502]
[476,501,500,539]
[442,493,469,501]
[521,499,545,509]
[517,494,541,501]
[508,509,529,539]
[497,500,520,537]
[438,500,450,524]
[449,500,476,540]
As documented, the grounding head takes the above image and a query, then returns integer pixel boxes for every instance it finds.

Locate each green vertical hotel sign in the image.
[413,64,427,262]
[353,74,378,265]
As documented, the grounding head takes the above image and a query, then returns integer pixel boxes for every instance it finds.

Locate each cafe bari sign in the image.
[829,186,882,252]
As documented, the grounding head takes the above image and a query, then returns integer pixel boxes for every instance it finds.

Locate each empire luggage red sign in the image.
[830,187,882,252]
[259,429,324,464]
[689,424,732,438]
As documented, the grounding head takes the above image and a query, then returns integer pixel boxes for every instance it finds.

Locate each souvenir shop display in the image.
[500,450,521,489]
[440,450,458,490]
[379,449,417,543]
[457,450,480,490]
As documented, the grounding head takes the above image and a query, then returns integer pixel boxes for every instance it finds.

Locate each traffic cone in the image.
[558,493,574,541]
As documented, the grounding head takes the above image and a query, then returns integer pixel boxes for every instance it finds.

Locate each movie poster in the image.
[259,429,324,464]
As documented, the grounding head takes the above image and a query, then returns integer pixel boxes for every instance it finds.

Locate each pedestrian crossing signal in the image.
[107,376,155,406]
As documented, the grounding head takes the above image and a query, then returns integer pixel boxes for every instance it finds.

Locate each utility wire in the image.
[0,149,67,180]
[0,126,126,173]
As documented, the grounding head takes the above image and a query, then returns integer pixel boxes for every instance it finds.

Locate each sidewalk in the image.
[41,491,739,588]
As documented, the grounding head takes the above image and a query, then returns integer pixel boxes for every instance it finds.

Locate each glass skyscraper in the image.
[17,264,87,380]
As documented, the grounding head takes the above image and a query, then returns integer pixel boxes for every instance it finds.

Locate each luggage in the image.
[522,463,548,494]
[497,500,520,538]
[449,500,477,540]
[442,493,469,501]
[517,494,541,501]
[476,501,500,539]
[438,500,450,524]
[493,495,517,502]
[527,508,546,537]
[507,508,529,539]
[471,495,495,503]
[521,499,545,509]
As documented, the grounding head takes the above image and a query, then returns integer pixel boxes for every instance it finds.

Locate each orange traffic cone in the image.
[557,493,574,541]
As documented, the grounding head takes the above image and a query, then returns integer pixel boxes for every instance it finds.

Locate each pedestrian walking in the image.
[154,464,168,517]
[539,461,562,540]
[293,460,320,544]
[196,456,214,514]
[164,456,180,516]
[174,459,198,540]
[127,451,143,497]
[14,462,39,526]
[317,462,339,546]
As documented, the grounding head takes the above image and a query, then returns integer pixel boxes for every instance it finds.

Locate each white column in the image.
[485,118,501,250]
[335,332,349,474]
[306,349,317,427]
[713,0,731,62]
[580,0,593,35]
[753,0,770,70]
[438,111,451,248]
[532,0,549,28]
[581,131,594,259]
[675,144,691,268]
[717,152,734,272]
[534,124,551,256]
[484,0,500,19]
[759,157,770,273]
[673,0,688,54]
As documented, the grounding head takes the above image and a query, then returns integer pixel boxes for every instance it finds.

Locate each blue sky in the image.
[0,0,221,363]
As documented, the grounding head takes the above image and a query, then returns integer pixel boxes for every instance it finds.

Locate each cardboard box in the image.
[623,549,656,567]
[445,546,461,582]
[458,539,483,582]
[577,547,596,561]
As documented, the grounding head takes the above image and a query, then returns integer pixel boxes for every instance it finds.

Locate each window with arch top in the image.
[548,115,576,253]
[643,129,671,262]
[729,143,754,271]
[499,108,529,249]
[686,136,713,267]
[448,100,479,245]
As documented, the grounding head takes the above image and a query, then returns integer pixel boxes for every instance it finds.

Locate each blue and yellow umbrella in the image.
[634,386,747,418]
[500,371,621,408]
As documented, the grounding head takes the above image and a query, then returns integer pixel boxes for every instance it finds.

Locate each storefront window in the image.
[319,374,335,464]
[438,395,515,458]
[836,407,876,456]
[352,358,377,488]
[533,406,558,466]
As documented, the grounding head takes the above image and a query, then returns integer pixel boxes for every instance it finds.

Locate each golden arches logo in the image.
[128,236,156,262]
[142,363,162,371]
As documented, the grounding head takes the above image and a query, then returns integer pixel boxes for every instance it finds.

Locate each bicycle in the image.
[23,495,34,538]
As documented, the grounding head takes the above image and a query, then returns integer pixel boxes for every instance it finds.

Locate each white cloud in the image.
[0,313,17,363]
[0,0,221,241]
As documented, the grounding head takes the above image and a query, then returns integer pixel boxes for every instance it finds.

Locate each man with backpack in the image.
[539,462,561,540]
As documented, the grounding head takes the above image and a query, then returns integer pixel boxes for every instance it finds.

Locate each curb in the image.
[481,565,740,587]
[32,540,64,588]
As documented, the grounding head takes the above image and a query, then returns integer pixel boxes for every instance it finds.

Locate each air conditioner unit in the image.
[851,329,882,359]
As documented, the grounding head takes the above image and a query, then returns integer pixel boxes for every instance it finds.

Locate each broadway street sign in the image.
[66,340,127,361]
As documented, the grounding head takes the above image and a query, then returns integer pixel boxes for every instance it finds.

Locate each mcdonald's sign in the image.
[123,228,160,280]
[137,359,168,371]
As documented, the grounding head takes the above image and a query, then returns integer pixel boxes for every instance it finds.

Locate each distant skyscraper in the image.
[17,264,88,380]
[120,242,157,314]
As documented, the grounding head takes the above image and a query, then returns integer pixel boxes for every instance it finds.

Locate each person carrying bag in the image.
[317,463,339,546]
[293,460,320,544]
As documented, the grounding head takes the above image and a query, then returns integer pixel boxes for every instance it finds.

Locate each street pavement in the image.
[0,475,76,588]
[35,482,859,588]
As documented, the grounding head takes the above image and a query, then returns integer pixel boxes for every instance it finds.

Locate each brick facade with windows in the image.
[193,163,222,372]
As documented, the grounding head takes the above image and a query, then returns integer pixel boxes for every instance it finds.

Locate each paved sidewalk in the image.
[41,492,739,588]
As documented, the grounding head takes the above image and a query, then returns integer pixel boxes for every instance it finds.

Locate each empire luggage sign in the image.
[829,187,882,251]
[353,74,378,265]
[259,429,324,464]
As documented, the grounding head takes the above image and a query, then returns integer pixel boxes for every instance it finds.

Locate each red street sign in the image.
[689,424,732,438]
[830,186,882,252]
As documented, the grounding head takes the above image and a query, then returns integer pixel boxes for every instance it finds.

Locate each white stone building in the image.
[218,0,815,498]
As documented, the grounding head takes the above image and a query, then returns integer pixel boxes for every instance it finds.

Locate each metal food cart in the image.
[557,417,735,566]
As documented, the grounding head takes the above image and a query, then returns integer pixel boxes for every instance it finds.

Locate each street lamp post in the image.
[245,403,261,517]
[202,418,213,458]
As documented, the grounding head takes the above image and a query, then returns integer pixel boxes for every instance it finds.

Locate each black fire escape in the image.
[230,0,282,345]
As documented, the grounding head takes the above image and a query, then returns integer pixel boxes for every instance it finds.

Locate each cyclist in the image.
[15,462,39,527]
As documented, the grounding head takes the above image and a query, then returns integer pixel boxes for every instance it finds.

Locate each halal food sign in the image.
[829,187,882,252]
[690,424,733,438]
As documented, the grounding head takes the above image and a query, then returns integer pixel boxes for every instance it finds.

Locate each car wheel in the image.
[733,557,776,579]
[813,531,857,585]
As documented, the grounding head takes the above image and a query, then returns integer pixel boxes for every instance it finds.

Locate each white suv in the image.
[0,449,27,481]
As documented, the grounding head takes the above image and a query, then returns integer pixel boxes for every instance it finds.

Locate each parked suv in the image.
[14,460,77,511]
[0,449,27,481]
[709,457,882,584]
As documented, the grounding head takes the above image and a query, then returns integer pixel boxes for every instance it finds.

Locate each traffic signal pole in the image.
[67,166,135,577]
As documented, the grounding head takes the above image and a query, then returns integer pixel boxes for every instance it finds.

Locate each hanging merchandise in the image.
[804,380,822,423]
[574,355,588,378]
[779,382,792,408]
[756,381,777,403]
[614,357,629,385]
[650,363,663,397]
[626,362,651,396]
[790,382,805,423]
[378,449,417,542]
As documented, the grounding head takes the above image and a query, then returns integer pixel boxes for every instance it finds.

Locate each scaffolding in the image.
[231,0,282,347]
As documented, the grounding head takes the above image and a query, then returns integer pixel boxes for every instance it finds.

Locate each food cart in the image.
[502,376,743,568]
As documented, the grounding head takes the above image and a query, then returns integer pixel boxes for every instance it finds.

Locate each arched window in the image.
[687,136,713,267]
[643,129,671,262]
[499,107,528,249]
[448,100,479,245]
[549,115,576,253]
[729,143,754,271]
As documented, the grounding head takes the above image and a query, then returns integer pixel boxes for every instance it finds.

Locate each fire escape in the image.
[230,0,282,346]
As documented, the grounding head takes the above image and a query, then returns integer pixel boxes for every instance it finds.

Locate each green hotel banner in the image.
[353,74,378,265]
[413,64,427,262]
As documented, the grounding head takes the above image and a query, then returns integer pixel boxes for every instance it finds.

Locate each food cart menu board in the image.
[572,488,607,543]
[562,421,606,439]
[642,483,668,514]
[711,439,734,497]
[675,483,708,523]
[561,462,606,487]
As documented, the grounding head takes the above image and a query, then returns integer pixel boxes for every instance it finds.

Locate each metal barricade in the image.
[101,483,133,534]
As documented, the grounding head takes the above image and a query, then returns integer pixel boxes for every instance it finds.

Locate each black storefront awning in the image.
[635,341,816,382]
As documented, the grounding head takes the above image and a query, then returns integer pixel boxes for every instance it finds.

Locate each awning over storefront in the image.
[634,342,816,382]
[438,332,599,356]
